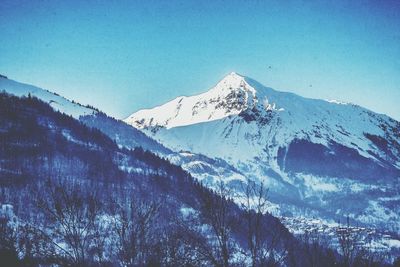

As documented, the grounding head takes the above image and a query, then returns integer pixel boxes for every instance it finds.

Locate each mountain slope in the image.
[0,75,172,154]
[0,75,255,200]
[0,92,305,266]
[125,72,400,231]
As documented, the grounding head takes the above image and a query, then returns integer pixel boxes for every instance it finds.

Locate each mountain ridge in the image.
[125,72,398,131]
[126,72,400,232]
[0,76,98,118]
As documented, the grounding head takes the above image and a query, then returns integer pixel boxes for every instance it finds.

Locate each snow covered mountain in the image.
[2,72,399,238]
[125,72,400,231]
[2,73,399,255]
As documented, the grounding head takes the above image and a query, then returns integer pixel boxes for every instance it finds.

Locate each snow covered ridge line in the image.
[124,71,397,131]
[124,72,259,129]
[0,76,98,119]
[325,99,349,105]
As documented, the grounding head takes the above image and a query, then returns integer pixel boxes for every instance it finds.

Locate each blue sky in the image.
[1,0,399,120]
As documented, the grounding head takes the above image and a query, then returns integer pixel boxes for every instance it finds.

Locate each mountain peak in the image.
[219,71,245,84]
[229,71,242,77]
[212,72,254,95]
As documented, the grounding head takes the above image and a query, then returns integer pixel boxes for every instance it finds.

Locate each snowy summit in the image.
[125,72,400,233]
[125,72,264,129]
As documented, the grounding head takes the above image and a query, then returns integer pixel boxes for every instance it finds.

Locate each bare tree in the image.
[90,219,112,265]
[34,179,101,266]
[335,216,368,267]
[114,197,160,266]
[157,215,213,267]
[240,179,290,267]
[199,180,236,267]
[241,179,270,266]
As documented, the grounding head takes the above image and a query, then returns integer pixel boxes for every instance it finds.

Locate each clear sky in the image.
[1,0,399,120]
